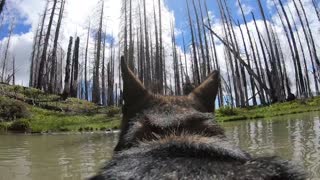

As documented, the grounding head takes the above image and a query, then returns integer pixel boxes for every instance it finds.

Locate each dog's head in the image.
[115,57,224,151]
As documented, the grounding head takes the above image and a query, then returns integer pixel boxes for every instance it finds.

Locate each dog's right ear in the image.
[121,56,150,108]
[188,71,220,112]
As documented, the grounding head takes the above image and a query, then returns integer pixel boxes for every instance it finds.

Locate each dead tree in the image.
[186,0,200,85]
[143,0,151,89]
[278,0,305,96]
[102,32,107,105]
[37,0,57,89]
[32,0,49,87]
[238,0,257,106]
[49,0,65,93]
[257,0,278,102]
[192,0,207,80]
[0,0,5,15]
[92,1,104,104]
[295,0,319,94]
[158,0,164,94]
[84,21,90,101]
[70,37,80,98]
[1,19,14,82]
[62,37,73,99]
[12,56,15,85]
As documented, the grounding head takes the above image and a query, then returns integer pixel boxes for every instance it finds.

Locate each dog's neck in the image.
[116,135,250,163]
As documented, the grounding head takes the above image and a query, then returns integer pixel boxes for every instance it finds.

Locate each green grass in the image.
[216,96,320,122]
[0,84,121,133]
[1,84,320,133]
[23,106,121,133]
[1,105,121,133]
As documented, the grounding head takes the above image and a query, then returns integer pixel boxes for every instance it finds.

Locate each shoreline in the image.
[0,130,120,136]
[1,84,320,134]
[216,97,320,122]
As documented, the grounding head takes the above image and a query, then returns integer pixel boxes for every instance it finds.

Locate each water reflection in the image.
[0,133,118,180]
[0,112,319,179]
[222,111,320,179]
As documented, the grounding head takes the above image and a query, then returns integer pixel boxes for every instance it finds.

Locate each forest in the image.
[0,0,320,108]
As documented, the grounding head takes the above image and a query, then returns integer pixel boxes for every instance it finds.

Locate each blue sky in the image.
[164,0,274,48]
[1,0,274,41]
[0,21,30,39]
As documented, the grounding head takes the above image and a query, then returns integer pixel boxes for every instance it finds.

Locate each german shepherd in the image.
[91,57,305,180]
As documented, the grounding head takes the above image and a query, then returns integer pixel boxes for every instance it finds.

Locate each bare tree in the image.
[12,56,15,85]
[49,0,65,93]
[71,37,80,98]
[0,0,5,15]
[186,0,200,85]
[92,0,104,104]
[84,21,90,101]
[37,0,57,89]
[1,18,14,82]
[62,37,73,99]
[102,32,107,105]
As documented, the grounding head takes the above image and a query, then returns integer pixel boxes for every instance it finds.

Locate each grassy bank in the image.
[0,99,121,133]
[1,84,320,133]
[216,96,320,122]
[0,84,121,133]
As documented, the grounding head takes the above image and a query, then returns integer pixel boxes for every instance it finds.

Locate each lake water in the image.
[0,111,319,180]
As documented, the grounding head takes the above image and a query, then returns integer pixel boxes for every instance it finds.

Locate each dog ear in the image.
[121,56,149,107]
[116,57,151,152]
[188,71,220,112]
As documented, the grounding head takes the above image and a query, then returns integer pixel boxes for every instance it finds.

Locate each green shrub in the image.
[100,127,107,131]
[8,120,31,132]
[58,127,70,132]
[218,106,237,116]
[0,122,9,131]
[23,88,44,99]
[0,96,29,121]
[106,106,121,117]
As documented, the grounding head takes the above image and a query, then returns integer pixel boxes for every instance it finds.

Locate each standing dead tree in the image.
[92,0,104,104]
[62,37,73,99]
[37,0,57,89]
[70,37,80,98]
[84,21,91,101]
[1,18,14,83]
[0,0,5,15]
[49,0,65,93]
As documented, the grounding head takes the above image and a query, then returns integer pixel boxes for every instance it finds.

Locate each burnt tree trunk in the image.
[62,37,73,99]
[70,37,80,98]
[37,0,57,89]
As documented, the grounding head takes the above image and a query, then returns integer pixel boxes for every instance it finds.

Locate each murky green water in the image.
[0,111,319,180]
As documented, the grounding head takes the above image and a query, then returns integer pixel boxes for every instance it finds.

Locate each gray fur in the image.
[91,63,305,180]
[91,135,305,180]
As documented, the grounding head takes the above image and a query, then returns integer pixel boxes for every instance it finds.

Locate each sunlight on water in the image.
[0,111,319,180]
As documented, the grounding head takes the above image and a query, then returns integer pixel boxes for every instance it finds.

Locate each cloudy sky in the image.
[0,0,319,90]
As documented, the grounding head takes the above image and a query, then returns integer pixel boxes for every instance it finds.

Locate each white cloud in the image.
[236,1,253,16]
[0,32,33,86]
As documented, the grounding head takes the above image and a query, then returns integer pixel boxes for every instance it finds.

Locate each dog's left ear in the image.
[188,71,220,112]
[121,56,150,108]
